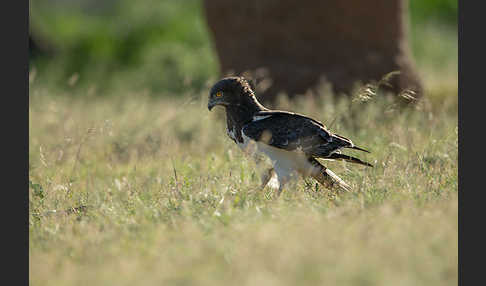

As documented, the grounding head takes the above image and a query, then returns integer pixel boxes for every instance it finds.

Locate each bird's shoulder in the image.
[243,110,331,137]
[242,110,340,150]
[249,110,327,128]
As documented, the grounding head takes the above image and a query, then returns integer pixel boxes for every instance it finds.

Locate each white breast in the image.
[228,128,255,153]
[241,133,315,180]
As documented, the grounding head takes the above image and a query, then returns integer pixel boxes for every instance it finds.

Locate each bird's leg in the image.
[276,186,283,197]
[260,167,276,190]
[275,175,291,197]
[276,182,285,197]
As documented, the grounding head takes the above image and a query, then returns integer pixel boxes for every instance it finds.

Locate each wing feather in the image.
[243,111,352,157]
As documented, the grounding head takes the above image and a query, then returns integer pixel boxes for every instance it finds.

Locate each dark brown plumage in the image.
[208,76,372,196]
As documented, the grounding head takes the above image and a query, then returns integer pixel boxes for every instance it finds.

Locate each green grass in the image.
[29,0,218,94]
[29,1,457,283]
[29,0,456,97]
[29,75,457,285]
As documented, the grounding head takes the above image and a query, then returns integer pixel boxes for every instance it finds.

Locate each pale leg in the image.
[260,167,276,190]
[275,174,292,197]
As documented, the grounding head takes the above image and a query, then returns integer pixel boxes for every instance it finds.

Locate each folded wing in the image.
[242,111,353,158]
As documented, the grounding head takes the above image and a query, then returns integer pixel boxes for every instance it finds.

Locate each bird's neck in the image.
[226,97,267,127]
[224,97,267,143]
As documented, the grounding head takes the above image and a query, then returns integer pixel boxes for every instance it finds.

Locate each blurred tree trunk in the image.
[203,0,423,102]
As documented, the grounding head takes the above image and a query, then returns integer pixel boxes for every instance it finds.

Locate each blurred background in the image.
[29,0,457,100]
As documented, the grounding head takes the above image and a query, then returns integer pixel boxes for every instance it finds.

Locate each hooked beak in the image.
[208,101,216,111]
[207,98,225,111]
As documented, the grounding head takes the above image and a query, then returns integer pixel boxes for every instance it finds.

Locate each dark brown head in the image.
[208,77,263,111]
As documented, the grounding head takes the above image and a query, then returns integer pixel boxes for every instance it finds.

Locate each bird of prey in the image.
[207,76,372,196]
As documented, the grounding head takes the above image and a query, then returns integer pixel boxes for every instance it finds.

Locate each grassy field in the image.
[29,4,457,285]
[29,81,457,285]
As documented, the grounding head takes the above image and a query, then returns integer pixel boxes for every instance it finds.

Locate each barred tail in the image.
[308,158,351,192]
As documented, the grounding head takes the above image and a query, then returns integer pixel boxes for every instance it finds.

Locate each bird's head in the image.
[207,76,258,111]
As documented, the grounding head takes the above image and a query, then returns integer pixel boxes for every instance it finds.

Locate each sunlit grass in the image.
[29,74,457,285]
[29,1,457,282]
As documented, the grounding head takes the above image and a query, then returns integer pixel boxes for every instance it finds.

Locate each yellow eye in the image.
[216,91,223,97]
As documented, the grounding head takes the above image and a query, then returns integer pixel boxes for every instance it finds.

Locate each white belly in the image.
[241,134,316,180]
[257,142,311,176]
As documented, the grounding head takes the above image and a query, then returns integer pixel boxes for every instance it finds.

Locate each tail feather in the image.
[308,158,351,192]
[326,153,373,167]
[348,145,371,153]
[330,134,370,154]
